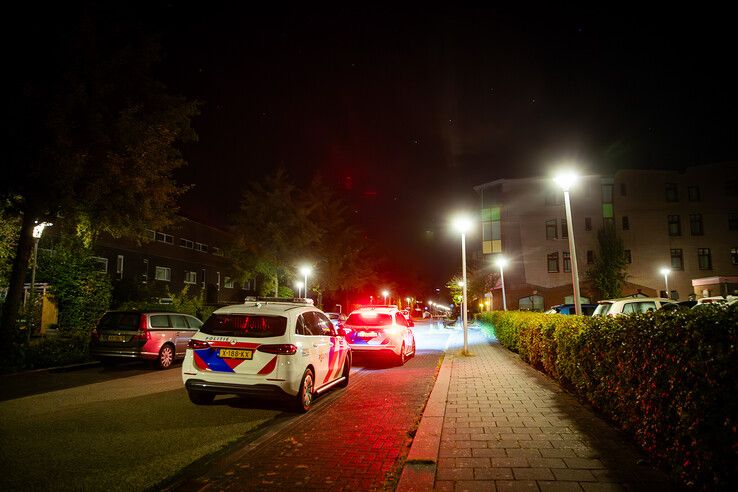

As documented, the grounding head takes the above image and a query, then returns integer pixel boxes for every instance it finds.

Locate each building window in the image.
[602,184,613,203]
[624,250,632,264]
[585,217,592,231]
[194,242,208,253]
[184,271,197,284]
[671,249,683,270]
[224,276,234,289]
[546,220,558,240]
[688,186,701,202]
[668,215,681,236]
[620,183,627,196]
[91,256,108,272]
[179,238,194,249]
[730,247,738,265]
[155,266,171,281]
[563,252,571,272]
[622,216,630,230]
[116,255,124,280]
[561,219,568,239]
[698,248,712,270]
[212,246,223,256]
[729,214,738,231]
[587,250,594,264]
[155,231,173,244]
[690,214,704,236]
[144,229,156,241]
[518,295,544,312]
[665,183,678,202]
[547,252,559,273]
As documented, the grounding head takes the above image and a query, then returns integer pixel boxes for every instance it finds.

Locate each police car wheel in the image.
[295,368,315,413]
[397,343,407,366]
[187,389,215,405]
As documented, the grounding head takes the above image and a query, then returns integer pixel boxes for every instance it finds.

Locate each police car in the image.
[182,298,351,412]
[342,305,415,365]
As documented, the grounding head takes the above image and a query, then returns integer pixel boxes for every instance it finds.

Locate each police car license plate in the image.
[219,349,253,359]
[358,331,377,338]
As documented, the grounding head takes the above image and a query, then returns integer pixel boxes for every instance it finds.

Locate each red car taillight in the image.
[257,344,297,355]
[132,314,150,342]
[188,339,211,350]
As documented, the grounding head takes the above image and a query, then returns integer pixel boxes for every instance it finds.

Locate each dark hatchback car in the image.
[545,304,597,316]
[91,311,203,369]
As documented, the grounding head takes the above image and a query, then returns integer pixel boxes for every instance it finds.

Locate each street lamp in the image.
[660,267,671,299]
[294,280,304,298]
[30,221,52,333]
[300,266,312,299]
[406,297,411,308]
[452,214,472,355]
[495,256,509,311]
[382,290,389,304]
[554,170,582,316]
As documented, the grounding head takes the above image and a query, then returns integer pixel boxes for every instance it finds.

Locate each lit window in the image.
[224,276,234,289]
[155,266,171,281]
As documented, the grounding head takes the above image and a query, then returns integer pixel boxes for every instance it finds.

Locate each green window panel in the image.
[602,203,614,218]
[481,207,501,221]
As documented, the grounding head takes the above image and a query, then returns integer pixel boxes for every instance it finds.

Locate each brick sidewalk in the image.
[400,327,675,492]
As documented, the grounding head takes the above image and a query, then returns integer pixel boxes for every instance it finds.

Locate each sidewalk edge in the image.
[396,351,453,491]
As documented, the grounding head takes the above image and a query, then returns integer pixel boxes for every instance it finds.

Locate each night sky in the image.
[13,4,738,295]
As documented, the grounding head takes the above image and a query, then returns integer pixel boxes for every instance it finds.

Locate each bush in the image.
[477,307,738,489]
[24,335,90,369]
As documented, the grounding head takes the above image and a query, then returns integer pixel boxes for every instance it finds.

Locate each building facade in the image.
[474,162,738,310]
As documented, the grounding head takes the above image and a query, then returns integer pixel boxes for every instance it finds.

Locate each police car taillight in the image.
[188,339,211,350]
[257,344,297,355]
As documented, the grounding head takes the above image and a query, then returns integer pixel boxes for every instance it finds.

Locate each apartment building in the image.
[474,162,738,310]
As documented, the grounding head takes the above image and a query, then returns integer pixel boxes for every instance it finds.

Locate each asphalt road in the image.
[0,319,452,491]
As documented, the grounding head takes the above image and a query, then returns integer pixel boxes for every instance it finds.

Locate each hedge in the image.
[477,307,738,489]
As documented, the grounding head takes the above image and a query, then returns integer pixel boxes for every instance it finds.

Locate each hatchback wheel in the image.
[156,344,175,369]
[294,368,315,413]
[187,389,215,405]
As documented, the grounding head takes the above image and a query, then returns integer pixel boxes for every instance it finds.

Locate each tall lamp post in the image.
[495,256,508,311]
[300,266,312,299]
[382,290,389,305]
[554,171,582,316]
[294,280,304,298]
[30,222,52,333]
[660,268,671,299]
[452,214,472,355]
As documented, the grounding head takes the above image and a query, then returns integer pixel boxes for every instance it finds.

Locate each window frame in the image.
[665,183,679,202]
[155,266,171,282]
[547,252,559,273]
[546,219,558,240]
[670,249,684,270]
[690,213,704,236]
[668,215,681,236]
[698,248,712,270]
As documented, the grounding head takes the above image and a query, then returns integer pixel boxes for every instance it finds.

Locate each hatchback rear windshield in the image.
[200,314,287,338]
[98,312,140,331]
[345,313,393,327]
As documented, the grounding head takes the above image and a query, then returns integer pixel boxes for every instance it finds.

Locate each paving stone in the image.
[474,467,514,480]
[494,480,539,491]
[538,481,584,491]
[454,480,497,491]
[512,467,555,480]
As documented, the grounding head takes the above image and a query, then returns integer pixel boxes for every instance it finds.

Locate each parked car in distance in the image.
[659,300,697,312]
[400,309,415,326]
[182,297,351,412]
[91,311,203,369]
[545,304,597,316]
[325,311,347,328]
[593,297,674,316]
[342,305,415,365]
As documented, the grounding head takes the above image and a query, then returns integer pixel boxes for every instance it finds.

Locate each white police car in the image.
[342,305,415,365]
[182,298,351,412]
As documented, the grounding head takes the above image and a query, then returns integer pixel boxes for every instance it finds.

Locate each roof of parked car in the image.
[597,297,672,303]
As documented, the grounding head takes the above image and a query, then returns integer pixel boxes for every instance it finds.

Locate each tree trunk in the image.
[0,212,36,349]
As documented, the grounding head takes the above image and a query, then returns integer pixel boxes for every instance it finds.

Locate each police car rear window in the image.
[201,315,287,338]
[345,313,393,327]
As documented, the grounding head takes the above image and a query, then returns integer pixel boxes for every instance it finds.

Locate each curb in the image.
[3,360,101,376]
[396,350,453,491]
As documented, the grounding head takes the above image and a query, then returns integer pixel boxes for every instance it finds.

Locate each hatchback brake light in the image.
[257,344,297,355]
[188,339,211,350]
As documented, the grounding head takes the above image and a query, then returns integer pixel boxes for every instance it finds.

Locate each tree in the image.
[1,8,198,346]
[230,168,319,295]
[586,223,628,299]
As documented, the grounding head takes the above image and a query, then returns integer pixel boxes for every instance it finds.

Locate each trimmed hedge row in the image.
[477,307,738,489]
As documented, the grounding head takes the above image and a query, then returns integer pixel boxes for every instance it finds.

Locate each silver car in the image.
[91,311,203,369]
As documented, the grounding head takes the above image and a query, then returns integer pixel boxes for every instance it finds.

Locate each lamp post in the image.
[294,280,304,298]
[382,290,389,305]
[300,266,312,299]
[452,214,472,355]
[660,268,671,299]
[554,171,582,316]
[495,256,508,311]
[29,222,52,334]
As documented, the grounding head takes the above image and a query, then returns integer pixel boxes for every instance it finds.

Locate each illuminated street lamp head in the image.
[553,170,579,192]
[299,266,312,277]
[451,215,473,234]
[32,221,53,239]
[495,256,509,268]
[428,300,433,305]
[294,280,304,289]
[382,290,389,297]
[457,281,465,287]
[660,267,671,276]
